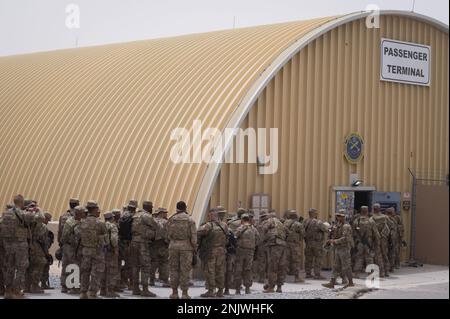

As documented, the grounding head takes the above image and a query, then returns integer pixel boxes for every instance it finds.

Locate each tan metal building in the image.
[0,11,448,261]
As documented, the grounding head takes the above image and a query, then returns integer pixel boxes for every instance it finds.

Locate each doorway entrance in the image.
[354,191,373,212]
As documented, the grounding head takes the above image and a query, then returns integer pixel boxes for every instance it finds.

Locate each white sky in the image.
[0,0,448,57]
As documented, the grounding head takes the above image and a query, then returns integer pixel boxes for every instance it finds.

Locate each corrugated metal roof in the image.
[0,15,338,218]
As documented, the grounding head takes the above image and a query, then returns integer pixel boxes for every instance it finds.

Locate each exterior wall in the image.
[210,15,449,260]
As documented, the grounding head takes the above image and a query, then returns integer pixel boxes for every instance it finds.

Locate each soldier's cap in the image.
[336,209,346,217]
[308,208,317,214]
[104,212,113,220]
[259,211,269,218]
[176,201,187,211]
[128,199,138,208]
[143,200,153,207]
[6,203,13,209]
[111,209,121,215]
[241,213,250,220]
[34,211,45,223]
[360,205,369,210]
[216,206,227,213]
[69,198,80,204]
[74,205,86,212]
[289,209,298,217]
[44,212,52,220]
[247,209,255,217]
[373,203,381,209]
[156,207,168,214]
[86,200,99,209]
[24,199,33,207]
[122,205,127,210]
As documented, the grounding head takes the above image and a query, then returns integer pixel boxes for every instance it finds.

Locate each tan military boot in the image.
[200,289,216,298]
[235,288,241,295]
[263,286,275,293]
[216,288,224,297]
[245,287,251,294]
[87,291,99,299]
[341,277,349,285]
[276,285,282,293]
[181,289,191,299]
[13,290,25,299]
[141,285,156,297]
[322,278,336,289]
[169,288,179,299]
[79,292,88,299]
[224,288,230,295]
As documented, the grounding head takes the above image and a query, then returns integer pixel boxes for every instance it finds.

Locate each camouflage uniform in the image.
[303,214,328,278]
[352,215,379,275]
[118,206,133,288]
[386,212,399,272]
[254,220,267,282]
[101,215,120,297]
[130,208,158,296]
[370,213,391,277]
[58,199,78,291]
[284,216,304,281]
[27,212,49,292]
[40,213,54,289]
[60,215,83,292]
[260,215,287,292]
[79,202,107,299]
[0,213,6,295]
[0,206,34,298]
[225,214,242,293]
[393,214,404,268]
[233,222,259,293]
[167,208,197,299]
[198,221,228,297]
[150,213,169,286]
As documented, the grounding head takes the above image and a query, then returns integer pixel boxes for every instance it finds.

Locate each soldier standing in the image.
[370,203,391,277]
[224,207,245,294]
[111,208,122,291]
[260,211,287,293]
[60,205,85,294]
[386,207,399,273]
[27,211,49,293]
[40,212,54,290]
[130,201,158,297]
[118,200,136,290]
[0,195,35,299]
[352,206,379,278]
[233,214,259,294]
[393,211,405,269]
[58,198,79,292]
[100,212,120,298]
[150,207,170,287]
[284,210,305,283]
[167,201,197,299]
[79,200,107,299]
[303,208,328,279]
[322,210,354,289]
[254,212,267,283]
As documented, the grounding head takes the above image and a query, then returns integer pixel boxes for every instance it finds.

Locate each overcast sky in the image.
[0,0,448,57]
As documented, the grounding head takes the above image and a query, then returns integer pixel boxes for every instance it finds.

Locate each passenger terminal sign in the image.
[380,38,431,86]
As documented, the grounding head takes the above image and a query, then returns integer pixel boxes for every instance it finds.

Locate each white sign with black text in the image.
[380,38,431,86]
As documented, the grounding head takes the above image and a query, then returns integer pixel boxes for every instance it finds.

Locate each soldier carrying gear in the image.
[284,209,305,283]
[260,211,288,293]
[198,209,229,298]
[40,212,54,290]
[223,207,244,295]
[303,208,328,279]
[322,211,354,289]
[130,201,159,297]
[100,212,120,298]
[27,212,49,294]
[216,206,227,222]
[79,201,107,299]
[167,201,197,299]
[370,203,391,278]
[150,207,170,287]
[143,201,153,214]
[233,214,260,295]
[58,198,80,246]
[118,200,136,289]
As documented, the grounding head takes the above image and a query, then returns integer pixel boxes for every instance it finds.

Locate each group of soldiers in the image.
[0,194,405,299]
[0,195,54,299]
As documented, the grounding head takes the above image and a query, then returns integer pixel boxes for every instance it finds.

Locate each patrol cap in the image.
[156,207,168,214]
[241,213,250,221]
[373,203,381,209]
[216,206,227,213]
[259,211,269,219]
[236,207,246,217]
[86,200,99,209]
[74,205,85,212]
[360,205,369,210]
[44,212,52,221]
[69,198,80,205]
[143,200,153,207]
[289,209,298,218]
[112,209,121,216]
[308,208,317,214]
[128,199,138,208]
[176,201,187,211]
[336,209,346,217]
[104,212,113,220]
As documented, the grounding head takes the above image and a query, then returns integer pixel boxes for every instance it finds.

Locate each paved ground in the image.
[2,264,448,299]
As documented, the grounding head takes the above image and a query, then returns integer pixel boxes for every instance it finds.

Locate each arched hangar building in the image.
[0,11,448,263]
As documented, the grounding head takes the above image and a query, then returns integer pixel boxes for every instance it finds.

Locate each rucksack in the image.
[118,214,133,240]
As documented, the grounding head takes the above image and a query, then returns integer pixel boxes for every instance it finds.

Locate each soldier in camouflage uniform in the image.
[79,200,107,299]
[370,203,391,277]
[60,205,85,294]
[167,201,197,299]
[130,201,158,297]
[303,208,328,279]
[352,206,379,278]
[27,211,49,293]
[386,207,399,272]
[393,211,405,269]
[233,214,259,294]
[224,207,245,294]
[254,212,267,283]
[322,210,354,289]
[0,195,35,299]
[150,207,170,287]
[198,209,229,298]
[58,198,80,292]
[284,210,305,283]
[118,200,136,290]
[40,212,54,289]
[100,212,120,298]
[260,211,287,293]
[111,208,122,291]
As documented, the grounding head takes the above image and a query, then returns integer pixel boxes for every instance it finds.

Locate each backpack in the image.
[118,214,133,240]
[80,217,99,248]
